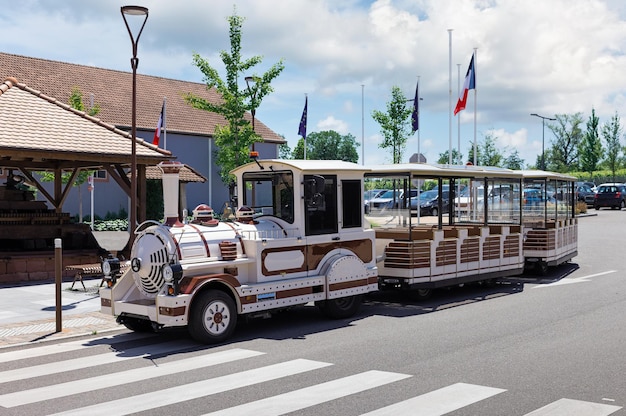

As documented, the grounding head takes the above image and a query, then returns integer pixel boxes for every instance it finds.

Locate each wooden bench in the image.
[65,262,130,290]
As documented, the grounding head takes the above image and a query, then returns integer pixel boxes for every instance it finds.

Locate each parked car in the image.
[364,189,385,214]
[413,189,450,216]
[367,189,403,213]
[594,183,626,210]
[575,184,595,205]
[577,181,597,193]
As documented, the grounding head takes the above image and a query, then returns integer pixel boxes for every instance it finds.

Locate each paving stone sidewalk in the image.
[0,311,123,348]
[0,279,126,348]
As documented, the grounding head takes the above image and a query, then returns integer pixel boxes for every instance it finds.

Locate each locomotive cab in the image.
[100,159,377,344]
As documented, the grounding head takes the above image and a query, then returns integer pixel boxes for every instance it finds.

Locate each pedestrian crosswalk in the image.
[0,334,622,416]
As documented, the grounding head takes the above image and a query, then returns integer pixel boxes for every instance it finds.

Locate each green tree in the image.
[278,135,292,159]
[467,134,505,167]
[579,108,603,179]
[437,149,463,164]
[502,149,525,170]
[548,113,583,172]
[292,131,359,162]
[601,112,624,182]
[184,12,284,187]
[371,86,412,163]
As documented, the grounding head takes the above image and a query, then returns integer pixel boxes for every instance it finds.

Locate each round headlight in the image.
[102,260,111,276]
[162,264,174,283]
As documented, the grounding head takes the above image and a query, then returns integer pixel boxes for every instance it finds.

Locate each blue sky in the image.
[2,0,626,167]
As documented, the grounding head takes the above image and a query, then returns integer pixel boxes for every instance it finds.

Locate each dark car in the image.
[594,183,626,210]
[575,184,595,205]
[412,190,450,216]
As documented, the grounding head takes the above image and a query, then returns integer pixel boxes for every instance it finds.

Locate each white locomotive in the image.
[100,159,378,344]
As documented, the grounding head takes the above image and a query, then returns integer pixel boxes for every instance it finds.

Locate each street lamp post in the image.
[121,5,148,244]
[530,113,556,171]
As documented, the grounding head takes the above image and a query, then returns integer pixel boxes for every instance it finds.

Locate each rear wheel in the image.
[188,290,237,344]
[317,295,363,319]
[620,200,625,210]
[411,288,433,300]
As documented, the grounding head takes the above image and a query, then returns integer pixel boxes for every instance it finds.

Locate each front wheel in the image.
[620,200,625,210]
[188,290,237,344]
[431,207,438,217]
[317,295,363,319]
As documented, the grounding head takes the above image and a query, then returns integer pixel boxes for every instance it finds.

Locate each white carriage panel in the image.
[265,250,305,272]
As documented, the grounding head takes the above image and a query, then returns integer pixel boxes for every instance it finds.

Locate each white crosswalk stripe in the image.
[0,348,265,408]
[201,370,412,416]
[523,398,622,416]
[0,339,197,383]
[360,382,506,416]
[48,358,333,416]
[0,332,149,364]
[0,334,623,416]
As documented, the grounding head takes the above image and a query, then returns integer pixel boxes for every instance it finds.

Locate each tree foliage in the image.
[547,113,583,172]
[601,112,625,181]
[371,86,413,164]
[184,12,284,185]
[437,149,463,165]
[291,131,359,162]
[579,108,603,178]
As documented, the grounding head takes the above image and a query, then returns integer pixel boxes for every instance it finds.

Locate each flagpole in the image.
[417,76,421,162]
[361,84,365,165]
[473,48,477,166]
[163,97,167,150]
[457,63,461,164]
[448,29,453,165]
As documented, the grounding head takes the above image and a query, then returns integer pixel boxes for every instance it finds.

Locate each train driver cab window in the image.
[242,171,294,223]
[304,174,338,236]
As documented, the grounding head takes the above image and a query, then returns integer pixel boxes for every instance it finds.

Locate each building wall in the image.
[39,129,279,220]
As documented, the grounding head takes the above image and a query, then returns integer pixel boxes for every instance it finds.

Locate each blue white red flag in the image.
[454,54,475,116]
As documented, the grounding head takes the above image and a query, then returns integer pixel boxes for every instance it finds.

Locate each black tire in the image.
[431,207,438,217]
[594,205,600,210]
[620,200,625,210]
[188,290,237,344]
[411,288,433,299]
[120,316,154,332]
[536,261,549,276]
[318,295,362,319]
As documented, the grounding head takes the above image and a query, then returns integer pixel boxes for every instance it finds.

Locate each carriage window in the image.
[304,174,338,236]
[342,180,361,228]
[242,170,294,223]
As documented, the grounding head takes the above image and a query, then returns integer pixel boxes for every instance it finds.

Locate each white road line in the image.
[202,370,412,416]
[0,339,197,383]
[360,382,506,416]
[533,270,617,288]
[523,398,622,416]
[0,348,264,408]
[0,332,149,364]
[48,359,333,416]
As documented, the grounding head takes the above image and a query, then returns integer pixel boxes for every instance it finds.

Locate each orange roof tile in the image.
[0,52,284,144]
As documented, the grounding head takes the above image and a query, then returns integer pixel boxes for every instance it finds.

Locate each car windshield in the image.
[419,190,438,200]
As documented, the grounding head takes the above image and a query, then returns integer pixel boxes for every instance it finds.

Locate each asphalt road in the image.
[0,209,624,415]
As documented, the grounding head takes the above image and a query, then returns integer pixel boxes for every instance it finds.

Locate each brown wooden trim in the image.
[178,273,241,294]
[329,278,369,291]
[276,287,313,299]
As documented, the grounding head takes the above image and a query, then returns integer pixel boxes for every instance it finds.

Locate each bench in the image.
[65,262,130,290]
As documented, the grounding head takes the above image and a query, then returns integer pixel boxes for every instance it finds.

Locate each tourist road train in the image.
[100,158,577,343]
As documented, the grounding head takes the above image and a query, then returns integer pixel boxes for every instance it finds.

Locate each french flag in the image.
[454,54,475,116]
[153,102,164,146]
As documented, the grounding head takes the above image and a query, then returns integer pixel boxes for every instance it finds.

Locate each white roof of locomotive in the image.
[231,159,371,175]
